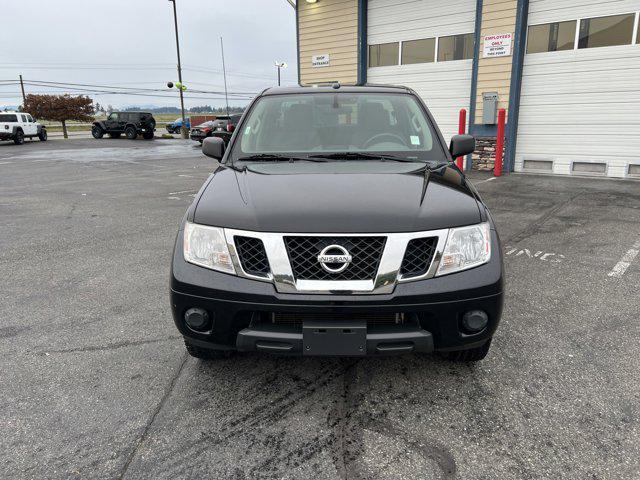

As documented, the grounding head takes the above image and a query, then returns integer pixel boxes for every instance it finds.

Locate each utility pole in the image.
[220,37,230,117]
[169,0,188,138]
[19,75,26,106]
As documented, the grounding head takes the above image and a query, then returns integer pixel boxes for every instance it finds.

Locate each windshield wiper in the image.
[237,154,327,163]
[307,152,421,162]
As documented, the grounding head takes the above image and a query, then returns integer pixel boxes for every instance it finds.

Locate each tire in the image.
[39,129,47,141]
[440,338,492,362]
[91,125,104,139]
[125,126,137,140]
[184,340,232,360]
[13,130,24,145]
[109,133,121,139]
[142,131,154,140]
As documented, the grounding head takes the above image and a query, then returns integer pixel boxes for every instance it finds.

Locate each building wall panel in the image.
[298,0,359,86]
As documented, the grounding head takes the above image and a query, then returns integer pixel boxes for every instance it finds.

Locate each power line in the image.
[21,80,257,96]
[0,62,296,82]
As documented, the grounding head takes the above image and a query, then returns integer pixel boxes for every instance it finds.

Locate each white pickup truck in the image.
[0,111,47,145]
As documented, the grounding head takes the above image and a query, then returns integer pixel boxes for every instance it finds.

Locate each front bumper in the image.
[170,229,504,356]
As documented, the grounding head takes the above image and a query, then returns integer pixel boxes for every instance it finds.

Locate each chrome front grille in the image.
[225,228,448,295]
[284,236,385,281]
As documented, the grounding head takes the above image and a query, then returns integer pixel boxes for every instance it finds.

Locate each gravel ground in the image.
[1,138,638,479]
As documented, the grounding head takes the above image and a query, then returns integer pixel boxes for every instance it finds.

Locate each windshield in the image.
[232,92,444,163]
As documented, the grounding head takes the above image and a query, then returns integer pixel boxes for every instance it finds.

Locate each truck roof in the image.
[261,84,414,96]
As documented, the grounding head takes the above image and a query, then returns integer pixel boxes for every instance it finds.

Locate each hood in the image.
[193,162,482,233]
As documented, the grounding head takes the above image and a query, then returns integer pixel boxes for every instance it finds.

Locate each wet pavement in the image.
[1,138,639,479]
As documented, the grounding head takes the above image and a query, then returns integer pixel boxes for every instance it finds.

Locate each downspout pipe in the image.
[505,0,529,172]
[357,0,368,86]
[466,0,483,171]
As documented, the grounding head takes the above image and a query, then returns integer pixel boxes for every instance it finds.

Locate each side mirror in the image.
[449,134,476,159]
[202,136,226,161]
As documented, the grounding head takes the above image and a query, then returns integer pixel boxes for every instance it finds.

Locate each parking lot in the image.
[1,138,638,479]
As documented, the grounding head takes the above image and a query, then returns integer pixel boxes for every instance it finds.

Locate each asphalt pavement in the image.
[1,138,638,479]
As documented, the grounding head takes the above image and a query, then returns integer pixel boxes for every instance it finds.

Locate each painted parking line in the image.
[607,240,640,278]
[504,246,565,263]
[474,177,496,185]
[169,190,197,195]
[0,161,13,165]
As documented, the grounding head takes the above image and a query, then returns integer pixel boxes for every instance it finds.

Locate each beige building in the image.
[294,0,640,178]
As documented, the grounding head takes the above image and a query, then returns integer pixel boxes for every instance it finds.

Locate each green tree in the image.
[23,94,94,139]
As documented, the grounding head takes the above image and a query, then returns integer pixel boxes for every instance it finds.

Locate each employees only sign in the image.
[483,33,513,58]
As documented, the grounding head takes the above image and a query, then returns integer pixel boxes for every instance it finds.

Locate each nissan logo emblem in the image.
[317,244,352,273]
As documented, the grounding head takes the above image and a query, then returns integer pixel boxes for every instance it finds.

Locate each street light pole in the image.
[220,37,230,117]
[274,62,287,87]
[169,0,188,138]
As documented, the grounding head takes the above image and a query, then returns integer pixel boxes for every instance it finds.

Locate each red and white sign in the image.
[483,33,513,58]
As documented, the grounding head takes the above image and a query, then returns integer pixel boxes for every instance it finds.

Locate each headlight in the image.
[436,222,491,276]
[183,222,235,274]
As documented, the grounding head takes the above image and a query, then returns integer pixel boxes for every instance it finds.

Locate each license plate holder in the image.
[302,319,366,356]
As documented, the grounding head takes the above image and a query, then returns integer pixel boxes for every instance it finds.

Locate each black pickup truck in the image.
[171,85,504,362]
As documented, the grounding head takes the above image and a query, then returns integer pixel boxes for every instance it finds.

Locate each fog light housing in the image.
[461,310,488,334]
[184,308,212,332]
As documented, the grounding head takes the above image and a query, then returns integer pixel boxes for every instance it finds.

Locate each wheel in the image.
[38,129,47,141]
[125,126,137,140]
[109,133,121,139]
[91,125,104,139]
[142,131,154,140]
[13,130,24,145]
[439,339,492,362]
[184,340,232,360]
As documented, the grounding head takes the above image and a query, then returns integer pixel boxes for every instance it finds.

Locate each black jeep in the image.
[92,111,156,140]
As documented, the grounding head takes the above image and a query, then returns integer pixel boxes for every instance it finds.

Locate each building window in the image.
[369,42,399,67]
[401,38,436,65]
[437,33,474,61]
[578,14,635,49]
[527,21,577,53]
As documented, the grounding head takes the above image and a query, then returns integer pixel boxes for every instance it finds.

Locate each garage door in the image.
[366,0,477,142]
[516,0,640,178]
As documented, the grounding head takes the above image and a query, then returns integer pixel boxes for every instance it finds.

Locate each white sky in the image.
[0,0,297,109]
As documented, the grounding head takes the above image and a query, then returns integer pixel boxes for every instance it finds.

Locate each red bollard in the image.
[456,109,467,170]
[494,108,506,177]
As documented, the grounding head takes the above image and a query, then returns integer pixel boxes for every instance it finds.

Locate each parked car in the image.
[171,85,503,362]
[190,114,242,144]
[0,111,47,144]
[92,111,155,140]
[166,117,190,134]
[189,121,216,143]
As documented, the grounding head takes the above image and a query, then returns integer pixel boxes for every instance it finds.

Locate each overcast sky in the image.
[0,0,297,109]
